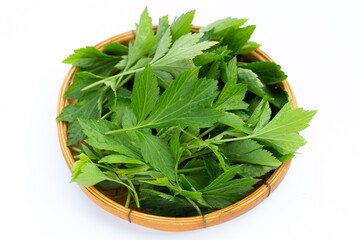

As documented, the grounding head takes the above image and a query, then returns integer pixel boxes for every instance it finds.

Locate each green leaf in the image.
[223,139,282,167]
[204,158,221,181]
[140,189,195,217]
[71,154,109,187]
[63,46,122,77]
[236,41,261,55]
[218,112,253,134]
[57,88,107,145]
[109,97,131,125]
[237,163,275,178]
[66,121,86,146]
[175,190,202,201]
[221,25,256,54]
[126,7,156,68]
[247,98,271,131]
[137,132,176,180]
[203,177,260,195]
[170,10,195,41]
[143,68,221,128]
[152,70,173,89]
[249,101,317,154]
[200,165,241,192]
[200,17,248,40]
[78,119,141,159]
[64,71,103,100]
[152,32,217,70]
[240,62,287,85]
[203,192,246,209]
[81,143,100,160]
[170,128,183,179]
[131,65,159,123]
[57,88,106,122]
[193,46,231,66]
[151,28,172,63]
[237,67,288,109]
[215,68,248,111]
[180,159,212,189]
[102,42,128,56]
[149,15,170,56]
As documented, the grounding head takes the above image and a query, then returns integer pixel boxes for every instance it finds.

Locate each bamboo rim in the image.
[57,26,297,232]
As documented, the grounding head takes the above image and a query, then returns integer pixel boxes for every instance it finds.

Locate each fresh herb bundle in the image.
[57,7,316,217]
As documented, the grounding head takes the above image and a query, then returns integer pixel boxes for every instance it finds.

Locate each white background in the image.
[1,0,359,239]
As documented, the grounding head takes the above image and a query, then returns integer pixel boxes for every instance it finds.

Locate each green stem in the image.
[124,190,131,208]
[186,197,202,216]
[101,110,113,120]
[116,73,134,90]
[81,67,144,91]
[69,146,82,153]
[105,123,150,135]
[179,149,213,162]
[204,135,251,144]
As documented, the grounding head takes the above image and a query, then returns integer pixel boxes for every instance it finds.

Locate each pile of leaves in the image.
[57,7,316,217]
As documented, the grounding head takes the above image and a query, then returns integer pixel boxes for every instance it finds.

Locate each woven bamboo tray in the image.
[57,26,297,232]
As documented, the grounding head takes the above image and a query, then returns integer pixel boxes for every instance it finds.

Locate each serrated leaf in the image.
[71,154,109,187]
[240,62,287,85]
[247,98,271,130]
[153,59,194,78]
[237,163,275,178]
[151,27,172,63]
[218,112,253,134]
[223,139,282,167]
[175,190,202,201]
[215,60,248,110]
[203,192,246,209]
[170,128,183,179]
[200,17,248,40]
[152,32,217,69]
[66,120,86,146]
[237,67,288,109]
[63,46,122,77]
[193,46,231,66]
[137,132,175,180]
[78,119,141,159]
[200,165,241,192]
[109,97,131,125]
[202,177,259,195]
[131,65,159,123]
[102,42,128,56]
[81,143,100,160]
[58,88,107,145]
[220,57,238,83]
[152,70,173,89]
[143,68,221,128]
[64,71,103,100]
[204,158,221,181]
[126,7,156,68]
[249,101,317,154]
[149,15,170,56]
[170,10,195,41]
[57,88,106,122]
[221,25,256,54]
[236,41,261,55]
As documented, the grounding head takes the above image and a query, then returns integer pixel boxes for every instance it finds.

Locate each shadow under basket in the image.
[57,26,298,232]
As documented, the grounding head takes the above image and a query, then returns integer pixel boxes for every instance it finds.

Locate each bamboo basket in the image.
[57,26,297,232]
